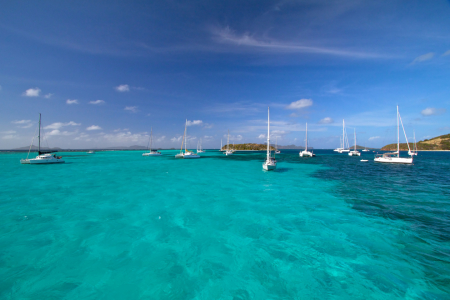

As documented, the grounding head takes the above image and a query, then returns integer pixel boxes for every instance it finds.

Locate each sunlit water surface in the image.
[0,150,449,299]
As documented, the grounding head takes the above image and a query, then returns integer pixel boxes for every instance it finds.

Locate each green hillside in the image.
[381,133,450,151]
[221,143,275,151]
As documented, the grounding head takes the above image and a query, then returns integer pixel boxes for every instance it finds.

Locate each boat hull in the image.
[263,162,276,171]
[21,158,65,164]
[374,157,413,164]
[143,152,162,156]
[299,151,315,157]
[183,154,200,159]
[348,151,361,156]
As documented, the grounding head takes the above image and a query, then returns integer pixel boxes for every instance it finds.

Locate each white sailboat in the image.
[197,138,205,153]
[299,123,315,157]
[225,130,233,155]
[175,120,187,158]
[334,120,350,153]
[348,129,361,156]
[275,137,281,154]
[20,113,65,164]
[143,127,162,156]
[408,131,418,156]
[374,106,413,164]
[175,119,200,158]
[362,143,370,152]
[263,107,277,171]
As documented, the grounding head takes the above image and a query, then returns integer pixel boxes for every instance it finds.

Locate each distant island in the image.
[221,143,276,151]
[381,133,450,151]
[220,143,313,151]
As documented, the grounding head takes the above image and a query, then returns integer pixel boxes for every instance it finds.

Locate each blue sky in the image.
[1,0,449,149]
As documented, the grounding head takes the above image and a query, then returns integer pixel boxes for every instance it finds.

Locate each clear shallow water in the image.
[0,150,449,299]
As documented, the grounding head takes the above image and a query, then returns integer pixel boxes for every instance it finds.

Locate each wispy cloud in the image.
[171,136,183,142]
[23,88,41,97]
[44,93,53,99]
[156,136,166,142]
[124,106,138,113]
[86,125,102,131]
[89,100,105,105]
[411,52,434,64]
[421,107,446,116]
[116,84,130,92]
[212,26,386,58]
[12,119,33,128]
[443,50,450,56]
[44,121,80,130]
[47,129,78,136]
[319,117,333,124]
[286,99,313,110]
[369,136,380,141]
[12,120,31,124]
[66,99,79,105]
[258,134,266,139]
[186,120,203,126]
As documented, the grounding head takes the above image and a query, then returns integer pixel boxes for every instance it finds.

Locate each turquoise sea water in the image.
[0,150,449,299]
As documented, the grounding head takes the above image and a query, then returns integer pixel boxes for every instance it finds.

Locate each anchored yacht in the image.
[263,107,276,171]
[20,114,65,164]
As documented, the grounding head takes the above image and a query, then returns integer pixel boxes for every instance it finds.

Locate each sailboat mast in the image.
[227,130,229,151]
[397,105,399,157]
[150,127,153,150]
[267,107,270,160]
[38,113,41,154]
[354,129,356,151]
[180,121,186,153]
[305,123,308,151]
[342,119,345,149]
[185,119,187,153]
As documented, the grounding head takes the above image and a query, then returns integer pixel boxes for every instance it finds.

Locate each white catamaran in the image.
[348,129,361,156]
[263,107,277,171]
[197,138,205,153]
[225,130,233,156]
[275,137,281,154]
[20,113,65,164]
[409,131,418,156]
[374,106,413,164]
[143,127,162,156]
[334,120,350,153]
[175,119,200,159]
[299,123,315,157]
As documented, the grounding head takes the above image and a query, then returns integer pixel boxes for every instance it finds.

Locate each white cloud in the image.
[258,134,266,139]
[102,131,148,143]
[319,117,333,124]
[12,120,31,124]
[115,84,130,92]
[443,50,450,56]
[86,125,102,131]
[47,129,77,136]
[421,107,446,116]
[411,52,434,64]
[89,100,105,105]
[171,136,183,142]
[186,120,203,126]
[286,99,313,110]
[369,136,380,141]
[23,88,41,97]
[44,121,80,130]
[212,26,384,58]
[204,123,213,129]
[156,136,166,142]
[125,106,138,113]
[66,99,79,105]
[2,130,16,134]
[44,93,53,99]
[12,120,33,128]
[2,134,19,139]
